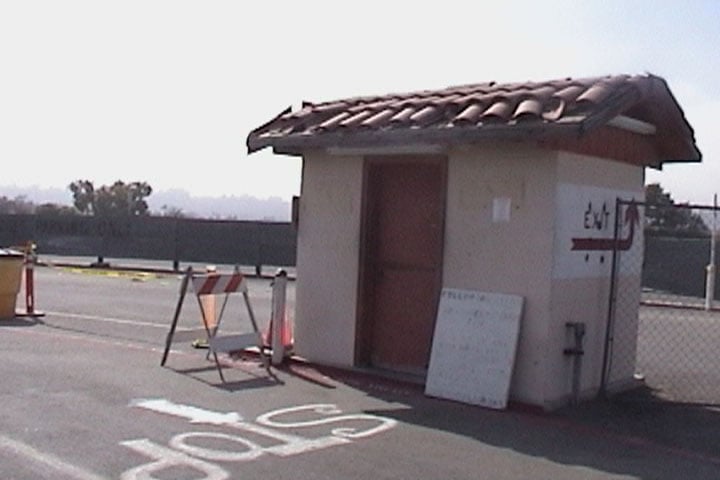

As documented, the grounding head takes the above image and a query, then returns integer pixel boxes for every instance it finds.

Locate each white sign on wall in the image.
[425,289,524,409]
[492,197,512,222]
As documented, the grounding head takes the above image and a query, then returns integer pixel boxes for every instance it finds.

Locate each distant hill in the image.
[1,185,70,206]
[0,185,291,221]
[149,189,291,221]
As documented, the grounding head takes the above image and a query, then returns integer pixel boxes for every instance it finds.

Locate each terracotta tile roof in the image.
[247,74,701,165]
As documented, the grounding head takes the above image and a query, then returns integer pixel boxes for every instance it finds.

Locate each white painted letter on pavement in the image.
[120,439,228,480]
[255,403,399,439]
[121,398,399,476]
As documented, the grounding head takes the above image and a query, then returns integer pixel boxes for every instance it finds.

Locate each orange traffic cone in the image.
[264,309,294,352]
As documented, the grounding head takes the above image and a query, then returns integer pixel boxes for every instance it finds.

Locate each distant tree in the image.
[645,183,708,236]
[68,180,95,215]
[0,195,35,214]
[68,180,152,216]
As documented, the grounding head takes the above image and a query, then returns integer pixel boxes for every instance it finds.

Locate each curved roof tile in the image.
[361,109,396,128]
[482,101,512,121]
[514,98,544,120]
[389,107,416,123]
[247,73,700,165]
[454,103,485,124]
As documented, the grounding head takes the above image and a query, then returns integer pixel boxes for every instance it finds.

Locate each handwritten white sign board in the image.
[425,289,524,409]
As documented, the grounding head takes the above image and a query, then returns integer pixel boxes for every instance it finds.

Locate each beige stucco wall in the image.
[294,144,644,409]
[294,151,363,366]
[442,143,558,406]
[443,147,644,408]
[547,152,645,406]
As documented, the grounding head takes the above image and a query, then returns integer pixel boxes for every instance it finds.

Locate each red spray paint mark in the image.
[571,202,639,252]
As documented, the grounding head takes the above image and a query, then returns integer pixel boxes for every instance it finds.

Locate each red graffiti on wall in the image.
[571,202,639,252]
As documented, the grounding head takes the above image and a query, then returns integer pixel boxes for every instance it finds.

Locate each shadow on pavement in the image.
[553,385,720,461]
[167,363,283,392]
[0,317,43,328]
[304,365,720,479]
[274,363,339,389]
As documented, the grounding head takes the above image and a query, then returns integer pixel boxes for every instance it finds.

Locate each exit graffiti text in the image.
[583,201,611,231]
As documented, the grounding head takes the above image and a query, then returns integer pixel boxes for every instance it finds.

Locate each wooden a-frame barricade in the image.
[161,266,271,382]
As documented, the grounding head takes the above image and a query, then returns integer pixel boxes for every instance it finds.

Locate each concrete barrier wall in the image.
[0,214,296,268]
[0,214,712,292]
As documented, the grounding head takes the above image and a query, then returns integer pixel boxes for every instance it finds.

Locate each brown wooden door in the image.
[357,156,446,374]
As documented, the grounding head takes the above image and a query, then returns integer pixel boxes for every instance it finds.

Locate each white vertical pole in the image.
[271,270,288,365]
[705,194,717,311]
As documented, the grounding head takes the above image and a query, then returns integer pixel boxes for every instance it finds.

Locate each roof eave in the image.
[251,121,702,166]
[649,149,702,169]
[251,121,584,156]
[246,106,292,154]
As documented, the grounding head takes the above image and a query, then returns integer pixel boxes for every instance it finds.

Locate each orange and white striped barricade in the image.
[161,266,271,382]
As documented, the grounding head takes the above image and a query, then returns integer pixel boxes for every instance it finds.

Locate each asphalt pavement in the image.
[0,263,719,479]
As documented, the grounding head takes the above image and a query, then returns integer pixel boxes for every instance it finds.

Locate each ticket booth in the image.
[247,74,700,409]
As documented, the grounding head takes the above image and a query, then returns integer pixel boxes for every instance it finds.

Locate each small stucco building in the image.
[247,74,700,409]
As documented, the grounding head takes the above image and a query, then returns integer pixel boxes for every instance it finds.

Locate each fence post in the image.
[172,218,180,271]
[600,198,624,396]
[255,222,263,278]
[705,194,717,310]
[24,241,35,315]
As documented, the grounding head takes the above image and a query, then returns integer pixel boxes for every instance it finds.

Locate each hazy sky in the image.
[1,1,718,203]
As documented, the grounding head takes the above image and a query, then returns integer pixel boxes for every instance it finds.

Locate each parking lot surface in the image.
[1,265,719,479]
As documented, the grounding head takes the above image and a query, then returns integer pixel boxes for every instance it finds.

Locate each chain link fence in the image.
[606,200,720,404]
